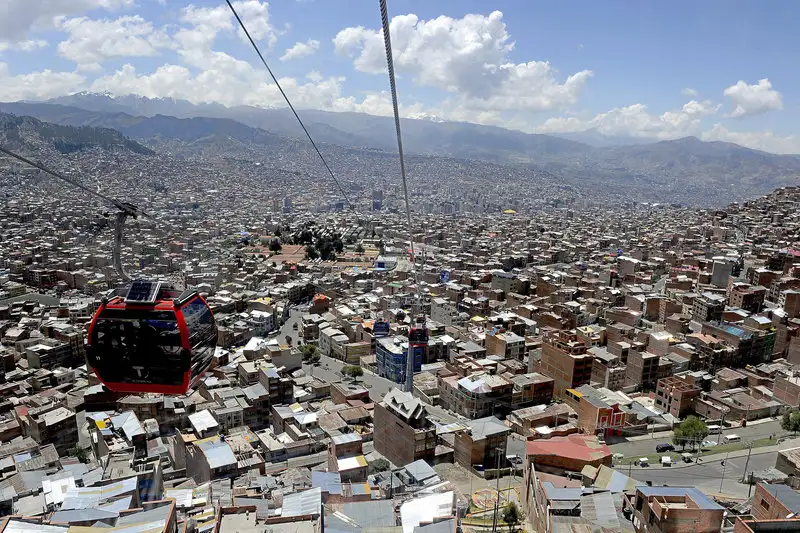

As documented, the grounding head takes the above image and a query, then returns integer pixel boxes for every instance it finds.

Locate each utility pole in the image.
[492,447,502,533]
[741,441,754,483]
[719,452,730,493]
[717,410,728,445]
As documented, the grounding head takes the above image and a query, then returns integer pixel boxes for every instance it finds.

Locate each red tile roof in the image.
[526,434,611,462]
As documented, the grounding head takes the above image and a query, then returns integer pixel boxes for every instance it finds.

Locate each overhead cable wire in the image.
[0,145,147,218]
[378,0,422,303]
[225,0,358,216]
[379,0,426,393]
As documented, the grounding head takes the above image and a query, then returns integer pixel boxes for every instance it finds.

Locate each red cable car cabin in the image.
[86,280,217,395]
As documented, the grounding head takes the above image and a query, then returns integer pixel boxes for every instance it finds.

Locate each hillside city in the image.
[1,114,800,533]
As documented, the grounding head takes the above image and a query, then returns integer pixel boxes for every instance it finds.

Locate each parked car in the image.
[655,443,675,453]
[701,440,717,448]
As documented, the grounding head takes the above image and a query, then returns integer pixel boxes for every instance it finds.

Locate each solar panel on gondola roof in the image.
[125,280,161,304]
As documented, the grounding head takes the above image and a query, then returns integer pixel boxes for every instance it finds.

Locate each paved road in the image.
[618,450,776,498]
[608,419,785,457]
[277,307,304,345]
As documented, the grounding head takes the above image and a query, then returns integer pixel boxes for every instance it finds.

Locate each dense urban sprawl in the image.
[1,135,800,533]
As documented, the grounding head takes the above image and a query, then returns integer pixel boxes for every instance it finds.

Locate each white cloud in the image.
[56,15,169,71]
[535,99,719,139]
[88,63,389,114]
[280,39,320,61]
[333,11,591,112]
[702,124,800,154]
[0,0,133,41]
[723,78,783,118]
[0,40,48,54]
[682,87,698,97]
[0,62,85,101]
[535,116,585,134]
[231,0,277,46]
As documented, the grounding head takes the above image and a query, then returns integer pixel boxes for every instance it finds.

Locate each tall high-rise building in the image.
[372,189,384,210]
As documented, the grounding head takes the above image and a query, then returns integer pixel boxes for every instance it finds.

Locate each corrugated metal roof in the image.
[342,500,395,528]
[49,508,120,524]
[399,491,454,533]
[197,438,236,469]
[337,456,367,471]
[637,486,724,510]
[403,460,438,484]
[188,409,218,434]
[3,520,68,533]
[311,471,342,495]
[111,411,145,441]
[413,518,454,533]
[466,417,509,440]
[332,433,362,445]
[60,477,137,510]
[282,487,321,517]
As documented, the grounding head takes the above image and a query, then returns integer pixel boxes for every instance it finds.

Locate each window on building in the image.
[761,499,770,510]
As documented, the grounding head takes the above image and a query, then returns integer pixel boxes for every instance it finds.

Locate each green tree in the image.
[502,502,521,533]
[305,245,319,260]
[343,365,364,381]
[673,415,709,450]
[301,344,319,362]
[367,457,390,475]
[782,410,800,435]
[70,446,88,463]
[269,239,282,253]
[355,243,365,255]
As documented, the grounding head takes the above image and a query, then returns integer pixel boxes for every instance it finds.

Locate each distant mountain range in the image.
[1,92,799,205]
[0,111,153,156]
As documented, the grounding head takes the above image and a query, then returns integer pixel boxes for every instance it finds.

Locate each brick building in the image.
[328,433,367,483]
[453,416,509,469]
[773,375,800,407]
[751,482,800,521]
[538,331,593,398]
[631,486,725,533]
[373,388,436,466]
[655,377,702,418]
[624,350,672,392]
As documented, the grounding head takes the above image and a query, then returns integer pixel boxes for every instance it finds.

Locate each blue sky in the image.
[0,0,797,152]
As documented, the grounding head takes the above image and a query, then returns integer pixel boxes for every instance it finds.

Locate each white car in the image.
[701,440,717,448]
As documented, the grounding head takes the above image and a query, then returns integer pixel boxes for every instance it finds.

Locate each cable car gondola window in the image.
[182,297,215,342]
[181,297,217,381]
[90,309,186,386]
